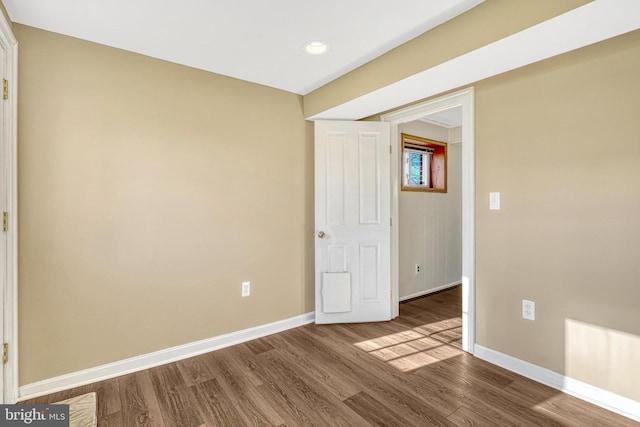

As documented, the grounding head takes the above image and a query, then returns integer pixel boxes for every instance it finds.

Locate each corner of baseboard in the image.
[399,281,461,302]
[474,344,640,423]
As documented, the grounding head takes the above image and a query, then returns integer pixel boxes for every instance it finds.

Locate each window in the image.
[401,133,447,192]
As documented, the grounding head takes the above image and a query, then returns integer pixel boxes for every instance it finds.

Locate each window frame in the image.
[400,133,447,193]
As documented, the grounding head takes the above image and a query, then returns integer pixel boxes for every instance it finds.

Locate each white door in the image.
[314,120,391,324]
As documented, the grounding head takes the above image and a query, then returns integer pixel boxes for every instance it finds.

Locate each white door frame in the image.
[0,13,18,404]
[381,87,475,354]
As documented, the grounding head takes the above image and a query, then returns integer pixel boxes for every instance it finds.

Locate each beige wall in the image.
[304,0,591,118]
[398,122,461,299]
[474,30,640,401]
[15,24,314,385]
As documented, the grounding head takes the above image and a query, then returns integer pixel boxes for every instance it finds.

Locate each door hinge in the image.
[3,79,7,100]
[3,343,7,364]
[390,217,392,227]
[389,145,392,154]
[2,211,7,232]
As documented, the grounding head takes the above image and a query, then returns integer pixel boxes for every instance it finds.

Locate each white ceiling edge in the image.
[307,0,640,121]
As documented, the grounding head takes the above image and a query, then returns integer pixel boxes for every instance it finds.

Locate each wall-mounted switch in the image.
[242,281,250,297]
[489,192,501,210]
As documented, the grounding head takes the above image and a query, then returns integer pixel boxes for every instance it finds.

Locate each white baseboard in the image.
[399,281,461,302]
[19,312,315,401]
[474,345,640,423]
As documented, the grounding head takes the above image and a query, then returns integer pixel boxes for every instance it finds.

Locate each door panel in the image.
[315,120,391,324]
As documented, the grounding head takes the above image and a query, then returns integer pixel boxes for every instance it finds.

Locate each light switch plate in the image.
[241,281,250,297]
[489,192,501,210]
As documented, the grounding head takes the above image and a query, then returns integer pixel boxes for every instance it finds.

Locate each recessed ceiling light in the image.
[304,41,329,55]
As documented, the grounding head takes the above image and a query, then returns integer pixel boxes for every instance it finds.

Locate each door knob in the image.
[317,231,326,238]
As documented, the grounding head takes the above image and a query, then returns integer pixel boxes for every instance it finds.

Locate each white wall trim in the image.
[475,345,640,423]
[18,312,315,401]
[399,282,461,302]
[0,12,19,405]
[382,87,475,354]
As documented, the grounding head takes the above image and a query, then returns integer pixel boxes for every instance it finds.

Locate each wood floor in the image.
[24,286,636,426]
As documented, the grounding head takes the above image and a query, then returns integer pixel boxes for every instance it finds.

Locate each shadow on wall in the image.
[564,319,640,403]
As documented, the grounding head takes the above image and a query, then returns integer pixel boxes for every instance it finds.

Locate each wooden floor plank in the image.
[342,391,413,427]
[148,364,204,426]
[208,348,284,426]
[89,378,123,424]
[448,405,521,427]
[245,337,275,355]
[190,378,246,427]
[255,379,320,427]
[97,411,125,427]
[21,286,637,427]
[269,329,364,400]
[535,392,637,427]
[118,370,165,427]
[256,348,369,427]
[253,351,364,427]
[176,352,218,387]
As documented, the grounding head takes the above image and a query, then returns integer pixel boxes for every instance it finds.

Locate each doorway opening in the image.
[397,108,462,301]
[382,88,475,353]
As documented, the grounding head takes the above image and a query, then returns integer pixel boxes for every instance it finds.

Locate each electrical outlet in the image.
[415,264,421,275]
[242,281,250,297]
[522,299,535,320]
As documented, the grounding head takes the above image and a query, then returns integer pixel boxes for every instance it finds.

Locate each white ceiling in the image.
[3,0,484,95]
[421,107,462,128]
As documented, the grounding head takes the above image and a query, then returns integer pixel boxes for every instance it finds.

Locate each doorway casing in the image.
[382,87,475,353]
[0,10,18,404]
